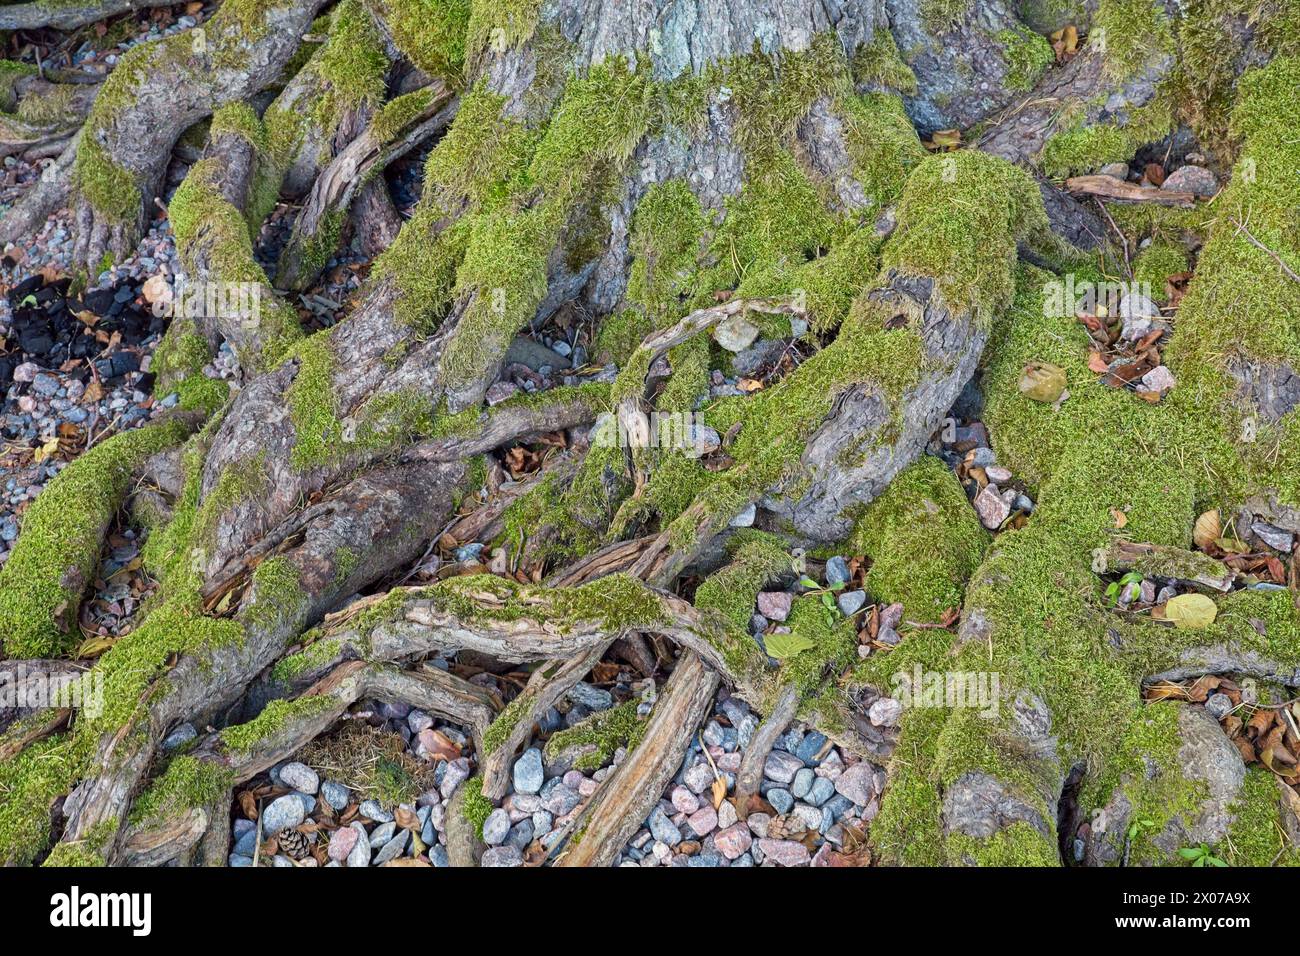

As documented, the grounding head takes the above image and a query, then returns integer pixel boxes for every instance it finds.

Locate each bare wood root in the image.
[553,652,719,867]
[1065,175,1196,208]
[0,132,77,248]
[0,0,178,30]
[734,682,798,819]
[478,641,613,801]
[116,659,497,864]
[275,82,456,292]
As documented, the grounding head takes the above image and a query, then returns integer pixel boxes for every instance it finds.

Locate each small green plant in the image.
[1105,571,1143,607]
[1178,843,1228,867]
[800,575,846,624]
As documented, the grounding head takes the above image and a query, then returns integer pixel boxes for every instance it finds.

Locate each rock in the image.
[368,821,397,847]
[683,760,715,794]
[729,502,757,527]
[345,822,371,867]
[162,723,197,750]
[1161,164,1218,197]
[763,750,804,784]
[374,829,410,864]
[543,783,581,816]
[795,731,828,766]
[974,484,1011,530]
[837,590,866,616]
[792,803,822,830]
[757,838,811,867]
[321,781,350,811]
[747,812,772,838]
[482,846,524,867]
[756,591,792,622]
[568,682,613,711]
[869,697,903,727]
[717,800,738,830]
[506,819,534,850]
[1252,521,1294,553]
[278,762,319,795]
[824,555,851,585]
[835,764,878,806]
[1205,693,1233,721]
[228,854,253,867]
[1120,292,1161,341]
[712,313,760,352]
[1140,365,1176,394]
[262,795,306,834]
[485,381,519,405]
[686,805,718,837]
[359,799,393,823]
[714,823,753,860]
[482,808,511,845]
[985,465,1013,484]
[513,747,545,795]
[671,785,700,814]
[807,776,836,807]
[767,788,794,815]
[1098,162,1131,180]
[648,806,682,846]
[791,767,814,800]
[1018,362,1066,403]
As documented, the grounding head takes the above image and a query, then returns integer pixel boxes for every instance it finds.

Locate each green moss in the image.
[839,92,928,212]
[209,101,268,151]
[466,0,542,55]
[312,0,387,133]
[219,695,337,756]
[1131,240,1188,305]
[883,150,1047,324]
[947,820,1063,865]
[851,29,918,94]
[0,732,88,866]
[270,635,344,685]
[376,0,469,83]
[41,820,116,868]
[0,419,191,657]
[998,26,1054,92]
[1224,768,1299,866]
[285,333,343,470]
[371,87,439,143]
[626,180,707,324]
[1040,124,1134,178]
[921,0,971,32]
[73,133,141,226]
[167,158,302,369]
[1093,0,1174,82]
[459,775,493,838]
[543,700,646,771]
[847,456,991,622]
[128,756,233,828]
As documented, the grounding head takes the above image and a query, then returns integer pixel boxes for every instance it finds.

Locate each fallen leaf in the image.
[1193,510,1221,551]
[1111,508,1128,529]
[1164,592,1218,629]
[1018,361,1067,403]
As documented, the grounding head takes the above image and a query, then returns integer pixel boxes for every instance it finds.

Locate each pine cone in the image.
[277,827,310,860]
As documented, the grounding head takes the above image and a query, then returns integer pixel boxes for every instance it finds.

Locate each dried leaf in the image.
[1111,508,1128,529]
[711,775,727,810]
[1193,509,1221,551]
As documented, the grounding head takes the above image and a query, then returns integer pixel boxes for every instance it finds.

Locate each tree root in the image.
[553,651,719,867]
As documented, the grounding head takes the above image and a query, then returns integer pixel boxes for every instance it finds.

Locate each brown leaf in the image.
[1087,351,1110,374]
[711,775,727,810]
[238,791,259,820]
[1143,163,1166,187]
[395,806,421,831]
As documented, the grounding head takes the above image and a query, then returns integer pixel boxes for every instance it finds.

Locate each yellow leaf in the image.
[711,776,727,810]
[1018,361,1067,403]
[1111,508,1128,529]
[1165,593,1218,629]
[33,437,59,462]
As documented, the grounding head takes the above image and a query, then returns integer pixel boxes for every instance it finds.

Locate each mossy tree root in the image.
[274,81,458,293]
[116,659,496,865]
